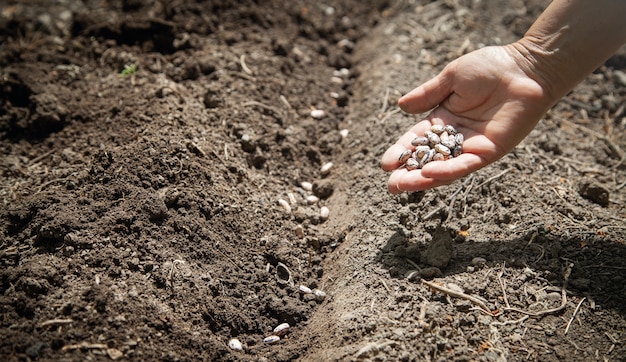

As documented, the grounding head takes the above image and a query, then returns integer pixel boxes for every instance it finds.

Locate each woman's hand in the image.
[381,45,552,194]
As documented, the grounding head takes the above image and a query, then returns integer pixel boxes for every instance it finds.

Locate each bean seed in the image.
[273,323,290,336]
[263,335,280,344]
[299,285,313,294]
[441,138,456,149]
[300,181,313,191]
[430,124,445,134]
[320,162,333,176]
[452,144,463,157]
[320,206,330,220]
[434,143,451,156]
[411,136,429,146]
[445,125,458,135]
[426,131,440,145]
[278,199,291,213]
[306,195,320,204]
[405,158,420,170]
[414,145,431,159]
[310,109,325,119]
[398,149,412,163]
[420,149,435,166]
[229,338,243,351]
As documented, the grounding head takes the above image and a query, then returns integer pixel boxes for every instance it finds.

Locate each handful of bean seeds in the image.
[399,124,464,170]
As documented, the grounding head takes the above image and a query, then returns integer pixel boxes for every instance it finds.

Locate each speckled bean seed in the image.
[434,143,451,156]
[263,335,280,344]
[398,149,412,163]
[411,136,430,146]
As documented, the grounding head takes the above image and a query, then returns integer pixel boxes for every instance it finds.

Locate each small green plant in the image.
[120,63,138,77]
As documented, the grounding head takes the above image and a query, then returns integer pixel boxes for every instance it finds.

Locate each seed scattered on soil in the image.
[273,323,290,336]
[320,206,330,220]
[320,162,333,176]
[263,335,280,344]
[310,109,325,119]
[278,199,291,213]
[300,181,313,191]
[228,339,243,351]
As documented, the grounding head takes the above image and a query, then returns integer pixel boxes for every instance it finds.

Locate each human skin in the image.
[381,0,626,194]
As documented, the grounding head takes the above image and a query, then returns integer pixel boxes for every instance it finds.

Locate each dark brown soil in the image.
[1,1,625,361]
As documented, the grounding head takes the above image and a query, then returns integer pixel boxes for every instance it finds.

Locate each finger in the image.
[419,152,483,179]
[387,152,487,194]
[387,168,454,194]
[398,68,454,114]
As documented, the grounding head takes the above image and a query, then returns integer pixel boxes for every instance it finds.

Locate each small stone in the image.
[422,227,453,268]
[25,342,46,358]
[313,289,326,301]
[420,267,442,279]
[389,266,400,277]
[240,134,256,153]
[569,278,592,291]
[578,181,609,207]
[295,224,304,238]
[106,348,124,360]
[312,180,334,199]
[394,245,407,257]
[613,70,626,87]
[471,257,487,267]
[405,244,421,261]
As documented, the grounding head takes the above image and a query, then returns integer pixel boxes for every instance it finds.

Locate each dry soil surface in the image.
[1,0,626,361]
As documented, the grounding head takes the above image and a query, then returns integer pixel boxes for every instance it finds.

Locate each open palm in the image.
[381,45,553,194]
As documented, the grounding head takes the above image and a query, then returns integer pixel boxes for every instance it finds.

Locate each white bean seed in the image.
[320,162,333,176]
[228,339,243,351]
[278,199,291,213]
[320,206,330,220]
[310,109,325,118]
[300,181,313,191]
[263,335,280,344]
[306,195,320,204]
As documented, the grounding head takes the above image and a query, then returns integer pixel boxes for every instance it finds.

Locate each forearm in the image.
[506,0,626,104]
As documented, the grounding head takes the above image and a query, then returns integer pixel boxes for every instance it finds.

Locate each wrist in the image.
[504,34,569,108]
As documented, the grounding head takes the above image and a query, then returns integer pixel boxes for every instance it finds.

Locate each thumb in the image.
[398,67,454,114]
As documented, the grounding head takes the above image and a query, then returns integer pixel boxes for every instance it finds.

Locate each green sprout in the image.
[120,63,138,77]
